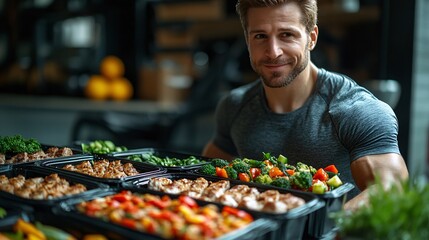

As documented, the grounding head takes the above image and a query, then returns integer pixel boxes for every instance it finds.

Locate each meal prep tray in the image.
[56,187,278,240]
[123,172,325,240]
[37,154,166,187]
[304,182,355,238]
[0,207,113,240]
[0,165,108,210]
[110,148,211,172]
[0,144,83,167]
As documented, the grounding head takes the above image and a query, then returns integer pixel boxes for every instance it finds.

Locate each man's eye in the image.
[281,32,293,38]
[254,34,266,39]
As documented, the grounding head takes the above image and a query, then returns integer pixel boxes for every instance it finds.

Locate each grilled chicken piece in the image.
[148,177,172,191]
[54,147,73,157]
[28,150,47,160]
[238,196,263,211]
[123,163,139,176]
[0,154,5,164]
[0,184,14,194]
[183,177,210,198]
[9,175,26,188]
[0,175,9,185]
[279,193,305,209]
[10,152,28,163]
[201,180,230,201]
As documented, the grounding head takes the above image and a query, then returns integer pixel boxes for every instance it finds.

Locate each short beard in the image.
[253,43,310,88]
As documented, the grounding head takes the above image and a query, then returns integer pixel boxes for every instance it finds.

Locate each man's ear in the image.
[309,25,319,50]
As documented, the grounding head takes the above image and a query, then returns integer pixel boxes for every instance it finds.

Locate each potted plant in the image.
[332,177,429,239]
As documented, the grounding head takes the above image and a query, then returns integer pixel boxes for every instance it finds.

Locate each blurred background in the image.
[0,0,428,178]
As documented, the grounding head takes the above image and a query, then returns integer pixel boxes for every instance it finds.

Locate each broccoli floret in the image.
[211,158,229,168]
[295,162,317,175]
[254,174,273,184]
[270,177,291,189]
[231,161,250,173]
[225,166,238,179]
[199,164,216,175]
[0,135,41,154]
[290,171,313,190]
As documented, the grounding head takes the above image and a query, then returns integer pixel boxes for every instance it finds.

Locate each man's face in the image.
[246,2,315,88]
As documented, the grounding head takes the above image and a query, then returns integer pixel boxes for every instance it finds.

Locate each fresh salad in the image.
[198,152,343,194]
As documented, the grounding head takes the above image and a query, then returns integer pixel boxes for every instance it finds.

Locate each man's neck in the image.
[263,63,318,113]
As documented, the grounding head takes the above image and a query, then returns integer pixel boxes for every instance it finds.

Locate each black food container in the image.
[110,148,211,172]
[123,172,325,240]
[37,154,166,187]
[196,168,354,238]
[56,187,278,240]
[0,144,82,168]
[0,165,108,210]
[0,206,112,240]
[305,182,355,238]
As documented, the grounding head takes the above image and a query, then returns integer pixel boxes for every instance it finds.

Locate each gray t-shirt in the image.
[212,68,401,198]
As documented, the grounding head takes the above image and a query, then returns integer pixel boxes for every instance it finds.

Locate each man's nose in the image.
[265,38,283,59]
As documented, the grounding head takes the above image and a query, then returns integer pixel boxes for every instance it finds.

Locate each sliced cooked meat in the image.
[148,177,172,191]
[123,163,139,176]
[28,150,47,160]
[279,193,305,209]
[10,152,28,163]
[55,147,73,157]
[201,180,230,201]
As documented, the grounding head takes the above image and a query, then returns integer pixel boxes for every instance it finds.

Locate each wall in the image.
[409,0,429,177]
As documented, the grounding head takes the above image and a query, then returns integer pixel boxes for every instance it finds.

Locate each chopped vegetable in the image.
[199,164,216,175]
[269,166,285,178]
[249,167,262,179]
[238,172,250,182]
[254,174,273,184]
[35,222,76,240]
[327,175,343,188]
[313,168,329,182]
[231,161,250,174]
[81,140,127,154]
[0,135,41,154]
[270,177,291,189]
[324,164,339,175]
[211,158,229,168]
[311,180,328,194]
[290,171,313,190]
[225,166,238,179]
[216,167,228,178]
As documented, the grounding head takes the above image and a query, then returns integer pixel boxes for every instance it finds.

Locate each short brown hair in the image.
[236,0,318,34]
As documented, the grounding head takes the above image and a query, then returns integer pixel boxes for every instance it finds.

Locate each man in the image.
[202,0,409,210]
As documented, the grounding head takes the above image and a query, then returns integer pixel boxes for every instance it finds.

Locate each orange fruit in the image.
[100,55,125,79]
[85,75,110,100]
[110,77,133,101]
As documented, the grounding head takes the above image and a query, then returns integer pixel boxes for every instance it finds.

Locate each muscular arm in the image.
[202,141,235,161]
[344,153,409,211]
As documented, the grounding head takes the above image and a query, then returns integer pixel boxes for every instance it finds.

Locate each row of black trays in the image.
[0,165,276,240]
[0,147,354,239]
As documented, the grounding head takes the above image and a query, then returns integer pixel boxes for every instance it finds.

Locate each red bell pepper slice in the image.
[216,167,228,178]
[238,172,251,182]
[313,168,329,182]
[120,218,137,229]
[324,164,339,174]
[179,195,198,209]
